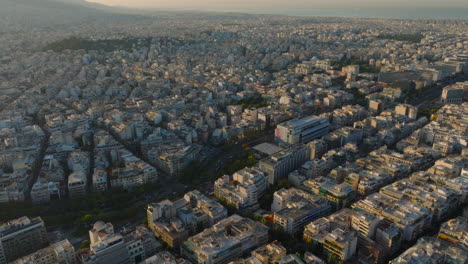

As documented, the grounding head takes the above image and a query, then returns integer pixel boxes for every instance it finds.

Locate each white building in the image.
[68,171,87,198]
[214,167,268,210]
[275,116,329,145]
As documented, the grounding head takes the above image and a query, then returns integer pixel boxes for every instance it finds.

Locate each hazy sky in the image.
[85,0,467,9]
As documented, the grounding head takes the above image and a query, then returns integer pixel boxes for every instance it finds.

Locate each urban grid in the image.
[0,1,467,264]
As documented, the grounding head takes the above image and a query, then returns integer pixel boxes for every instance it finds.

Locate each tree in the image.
[327,253,344,264]
[80,240,90,249]
[253,214,263,221]
[196,221,205,233]
[247,155,257,165]
[295,252,302,259]
[80,214,95,225]
[272,225,282,232]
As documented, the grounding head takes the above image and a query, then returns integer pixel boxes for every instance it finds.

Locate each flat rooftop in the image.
[281,115,321,128]
[253,143,284,156]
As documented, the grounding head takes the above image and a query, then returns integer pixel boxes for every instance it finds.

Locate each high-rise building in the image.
[0,216,48,264]
[275,116,329,145]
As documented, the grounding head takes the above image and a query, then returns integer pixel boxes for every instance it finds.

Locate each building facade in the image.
[259,144,311,185]
[275,116,329,145]
[0,216,48,264]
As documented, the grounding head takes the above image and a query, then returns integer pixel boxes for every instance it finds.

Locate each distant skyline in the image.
[85,0,467,9]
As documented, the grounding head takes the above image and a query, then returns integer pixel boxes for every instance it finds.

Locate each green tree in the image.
[80,214,95,224]
[327,253,344,264]
[80,240,90,249]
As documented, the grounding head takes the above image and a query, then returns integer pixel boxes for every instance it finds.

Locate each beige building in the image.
[11,239,75,264]
[181,215,269,264]
[68,171,87,198]
[251,241,287,264]
[394,104,418,120]
[147,190,227,247]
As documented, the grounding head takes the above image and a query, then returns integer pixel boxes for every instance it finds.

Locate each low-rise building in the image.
[380,200,432,241]
[251,241,287,264]
[259,144,311,185]
[278,254,305,264]
[351,210,380,239]
[390,237,467,264]
[214,167,268,210]
[82,221,148,264]
[438,217,468,249]
[441,82,467,104]
[68,171,87,198]
[394,104,418,120]
[147,190,227,247]
[323,228,358,262]
[374,220,402,257]
[92,170,108,192]
[141,251,191,264]
[11,239,75,264]
[83,221,131,264]
[303,252,325,264]
[302,177,356,210]
[181,215,269,264]
[303,209,357,261]
[272,188,331,234]
[275,116,329,145]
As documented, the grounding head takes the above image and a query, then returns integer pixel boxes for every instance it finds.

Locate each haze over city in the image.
[85,0,467,8]
[84,0,468,18]
[0,0,467,264]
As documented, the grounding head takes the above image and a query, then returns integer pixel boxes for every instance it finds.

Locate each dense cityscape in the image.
[0,0,467,264]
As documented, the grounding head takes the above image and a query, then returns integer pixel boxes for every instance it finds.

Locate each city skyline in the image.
[85,0,468,8]
[83,0,468,18]
[0,0,467,263]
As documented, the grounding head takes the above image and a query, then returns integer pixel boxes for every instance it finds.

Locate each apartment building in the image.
[181,215,269,264]
[259,144,311,185]
[147,190,227,247]
[0,216,48,264]
[275,116,329,145]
